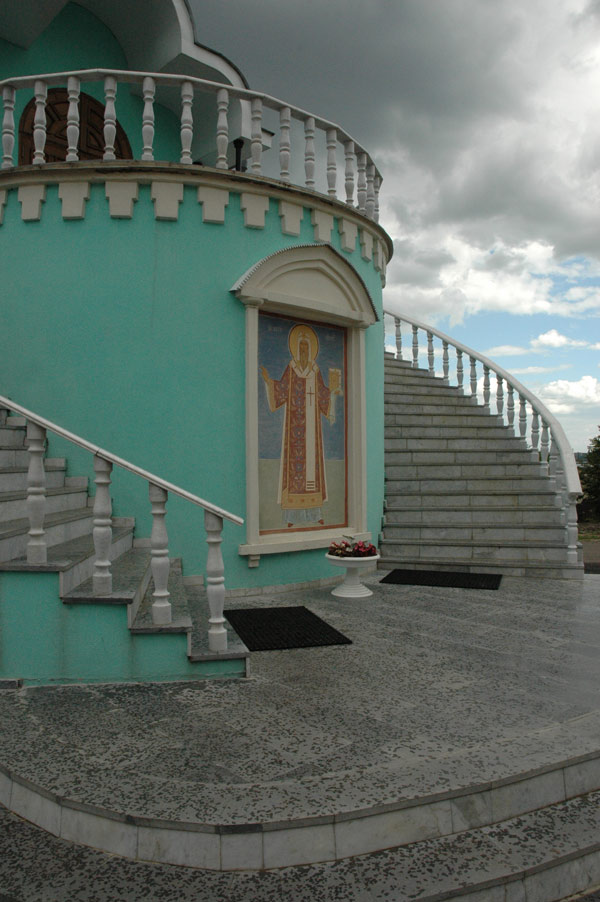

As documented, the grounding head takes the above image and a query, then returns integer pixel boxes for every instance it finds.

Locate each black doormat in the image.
[224,605,352,652]
[585,562,600,574]
[380,569,502,590]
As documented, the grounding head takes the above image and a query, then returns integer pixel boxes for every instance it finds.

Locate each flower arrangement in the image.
[327,537,378,558]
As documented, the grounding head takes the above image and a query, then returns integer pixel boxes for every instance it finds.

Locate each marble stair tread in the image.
[62,548,151,604]
[0,525,133,571]
[130,558,192,633]
[0,484,88,503]
[0,507,93,543]
[185,583,250,662]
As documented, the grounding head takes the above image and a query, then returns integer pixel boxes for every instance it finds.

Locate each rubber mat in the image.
[380,569,502,589]
[224,605,352,651]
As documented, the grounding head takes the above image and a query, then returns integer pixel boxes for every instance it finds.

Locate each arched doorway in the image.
[18,88,132,164]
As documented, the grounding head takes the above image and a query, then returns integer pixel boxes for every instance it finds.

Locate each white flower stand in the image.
[325,553,380,598]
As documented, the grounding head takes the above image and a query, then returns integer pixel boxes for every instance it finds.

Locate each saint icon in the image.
[260,324,342,527]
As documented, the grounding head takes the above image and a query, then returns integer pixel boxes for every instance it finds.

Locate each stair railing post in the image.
[93,455,113,595]
[326,127,337,197]
[304,115,315,188]
[394,317,403,360]
[483,365,490,413]
[204,510,227,652]
[26,421,47,564]
[507,384,515,434]
[540,420,550,464]
[519,395,527,441]
[442,341,449,385]
[344,140,355,205]
[456,349,464,393]
[149,482,171,624]
[279,107,291,182]
[567,492,579,564]
[531,411,540,455]
[469,356,477,398]
[496,375,504,420]
[427,332,435,376]
[412,325,419,368]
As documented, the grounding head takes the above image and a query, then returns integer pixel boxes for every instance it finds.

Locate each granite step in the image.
[377,555,583,579]
[0,484,90,521]
[0,507,95,563]
[385,436,530,451]
[384,506,565,526]
[0,425,27,447]
[130,557,192,635]
[62,546,152,628]
[379,537,569,564]
[386,413,507,428]
[385,448,539,464]
[384,476,555,494]
[384,401,495,415]
[0,461,66,493]
[385,462,547,479]
[386,424,527,439]
[383,524,567,543]
[385,491,560,509]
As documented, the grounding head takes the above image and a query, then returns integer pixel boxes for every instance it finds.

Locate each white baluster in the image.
[483,366,490,412]
[344,140,355,206]
[180,81,194,165]
[540,420,550,464]
[456,349,464,392]
[2,85,15,169]
[215,87,229,169]
[394,317,403,360]
[496,375,504,419]
[548,436,558,481]
[519,395,527,440]
[279,107,291,182]
[103,76,117,161]
[567,492,579,564]
[32,81,47,165]
[356,152,367,212]
[141,76,155,161]
[93,456,113,595]
[366,162,375,218]
[507,385,515,434]
[250,97,263,175]
[304,116,315,189]
[149,483,171,624]
[412,325,419,368]
[374,174,381,222]
[442,341,449,385]
[26,422,47,564]
[427,332,434,375]
[205,510,227,652]
[326,127,337,197]
[470,357,477,397]
[65,76,80,162]
[531,411,540,453]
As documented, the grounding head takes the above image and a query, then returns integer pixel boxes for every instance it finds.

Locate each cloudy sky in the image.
[190,0,600,450]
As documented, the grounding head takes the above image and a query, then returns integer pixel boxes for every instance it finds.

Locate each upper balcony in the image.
[0,68,384,223]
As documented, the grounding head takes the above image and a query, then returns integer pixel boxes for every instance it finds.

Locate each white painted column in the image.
[141,76,155,161]
[567,493,579,564]
[93,456,113,595]
[442,341,449,385]
[149,483,171,624]
[66,76,80,162]
[507,385,515,434]
[456,349,464,392]
[2,85,16,169]
[496,376,504,419]
[279,107,291,182]
[26,422,47,564]
[32,81,47,165]
[394,317,403,359]
[540,420,550,464]
[483,366,490,413]
[531,412,540,453]
[304,117,315,189]
[250,97,263,175]
[356,152,367,212]
[366,162,375,218]
[326,127,337,197]
[344,140,355,206]
[412,325,419,369]
[205,510,227,652]
[215,87,229,169]
[244,300,261,548]
[103,76,117,161]
[427,332,434,375]
[374,174,381,222]
[519,395,527,440]
[180,81,194,165]
[470,357,477,397]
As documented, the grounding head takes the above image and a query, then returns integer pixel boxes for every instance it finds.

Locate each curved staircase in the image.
[380,316,583,580]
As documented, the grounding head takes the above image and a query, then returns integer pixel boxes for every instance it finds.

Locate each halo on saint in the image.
[288,324,319,363]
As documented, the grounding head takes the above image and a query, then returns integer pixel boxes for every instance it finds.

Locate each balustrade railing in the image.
[1,68,382,220]
[0,393,242,652]
[383,312,582,564]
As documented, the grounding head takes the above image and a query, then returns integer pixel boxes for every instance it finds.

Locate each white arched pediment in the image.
[231,245,378,327]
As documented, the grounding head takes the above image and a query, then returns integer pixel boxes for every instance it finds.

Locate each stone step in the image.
[384,387,479,404]
[382,524,567,543]
[385,448,539,465]
[385,436,529,451]
[377,556,584,579]
[384,400,492,415]
[385,491,560,509]
[0,446,30,467]
[62,547,152,629]
[384,506,564,526]
[386,424,522,439]
[0,461,66,493]
[385,476,555,494]
[385,462,547,479]
[0,524,135,595]
[130,558,192,635]
[0,425,27,448]
[385,413,507,428]
[0,485,90,521]
[0,507,94,563]
[379,538,568,564]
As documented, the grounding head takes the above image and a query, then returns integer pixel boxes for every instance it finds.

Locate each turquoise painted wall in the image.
[1,183,385,588]
[0,2,180,162]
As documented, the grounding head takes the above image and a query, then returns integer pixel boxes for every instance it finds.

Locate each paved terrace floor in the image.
[0,568,599,900]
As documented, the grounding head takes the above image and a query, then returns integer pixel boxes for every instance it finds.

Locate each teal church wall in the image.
[0,2,386,591]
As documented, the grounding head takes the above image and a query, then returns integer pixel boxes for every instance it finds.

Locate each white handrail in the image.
[383,311,581,498]
[0,393,243,525]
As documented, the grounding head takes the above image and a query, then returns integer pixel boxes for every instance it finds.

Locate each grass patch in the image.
[578,521,600,541]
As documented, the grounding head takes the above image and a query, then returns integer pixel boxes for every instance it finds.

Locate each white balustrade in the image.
[412,325,419,368]
[496,375,504,418]
[66,76,80,162]
[456,348,464,392]
[1,68,383,219]
[250,97,263,175]
[483,366,490,413]
[180,81,194,165]
[442,341,449,385]
[92,455,113,595]
[279,107,291,182]
[326,127,337,196]
[304,116,315,189]
[541,420,550,464]
[103,76,117,161]
[149,482,171,625]
[519,395,527,440]
[427,331,434,376]
[205,510,227,652]
[141,76,155,161]
[32,80,47,165]
[26,421,47,564]
[394,318,402,359]
[470,357,477,397]
[531,412,540,453]
[1,85,15,169]
[507,385,515,434]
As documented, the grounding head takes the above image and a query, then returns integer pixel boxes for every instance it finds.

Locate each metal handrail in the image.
[383,310,582,497]
[0,393,243,525]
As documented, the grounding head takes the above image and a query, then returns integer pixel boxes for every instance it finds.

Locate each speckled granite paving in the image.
[0,573,599,829]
